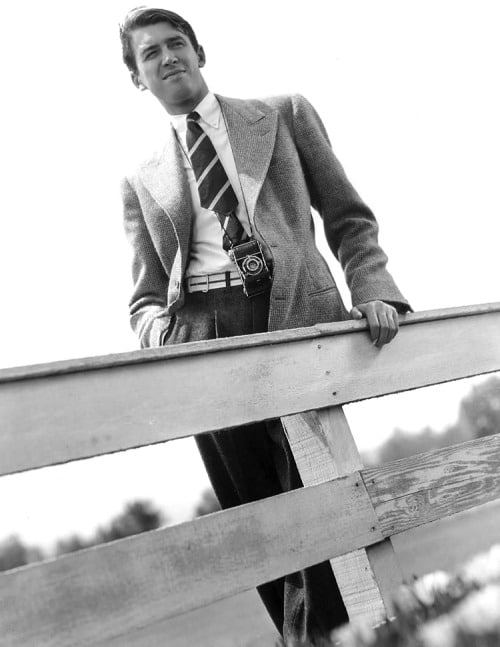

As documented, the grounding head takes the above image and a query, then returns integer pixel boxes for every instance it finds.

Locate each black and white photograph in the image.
[1,2,499,645]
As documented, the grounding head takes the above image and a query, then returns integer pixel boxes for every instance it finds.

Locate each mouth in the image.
[162,69,186,81]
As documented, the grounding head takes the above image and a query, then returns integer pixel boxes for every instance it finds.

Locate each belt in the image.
[185,270,242,293]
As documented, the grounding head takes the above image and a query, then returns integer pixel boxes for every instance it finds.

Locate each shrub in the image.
[330,543,500,647]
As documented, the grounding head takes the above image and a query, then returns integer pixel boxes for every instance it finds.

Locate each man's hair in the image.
[120,6,199,74]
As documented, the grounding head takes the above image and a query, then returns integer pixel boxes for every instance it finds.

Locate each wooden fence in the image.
[1,302,500,646]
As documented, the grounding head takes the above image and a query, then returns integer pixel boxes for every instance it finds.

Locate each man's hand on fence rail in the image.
[350,300,399,347]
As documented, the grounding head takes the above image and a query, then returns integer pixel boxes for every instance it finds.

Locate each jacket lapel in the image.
[217,95,278,222]
[138,125,192,268]
[137,96,278,263]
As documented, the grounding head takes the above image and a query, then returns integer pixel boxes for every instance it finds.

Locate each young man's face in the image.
[130,22,208,114]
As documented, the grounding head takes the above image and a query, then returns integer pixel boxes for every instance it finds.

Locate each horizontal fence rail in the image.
[1,303,500,476]
[1,435,498,646]
[1,302,500,646]
[0,475,382,646]
[365,433,500,536]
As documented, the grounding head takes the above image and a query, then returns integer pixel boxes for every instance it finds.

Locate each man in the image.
[119,6,410,644]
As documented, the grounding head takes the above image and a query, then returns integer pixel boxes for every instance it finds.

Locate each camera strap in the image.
[217,211,250,252]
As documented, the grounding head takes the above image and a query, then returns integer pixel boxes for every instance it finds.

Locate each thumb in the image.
[351,306,363,319]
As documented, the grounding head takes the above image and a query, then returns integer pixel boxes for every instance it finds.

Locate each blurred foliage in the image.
[275,544,500,645]
[0,535,45,572]
[459,376,500,439]
[365,375,500,466]
[0,499,165,572]
[330,544,500,647]
[55,534,93,555]
[194,487,221,517]
[95,500,165,544]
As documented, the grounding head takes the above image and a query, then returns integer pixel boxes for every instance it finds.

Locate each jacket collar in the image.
[138,95,279,231]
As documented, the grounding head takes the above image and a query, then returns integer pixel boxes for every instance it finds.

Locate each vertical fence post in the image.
[282,406,404,625]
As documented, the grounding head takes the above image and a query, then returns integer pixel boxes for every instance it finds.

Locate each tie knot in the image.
[187,111,200,123]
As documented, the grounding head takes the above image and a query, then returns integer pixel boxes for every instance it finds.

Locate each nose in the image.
[161,47,178,66]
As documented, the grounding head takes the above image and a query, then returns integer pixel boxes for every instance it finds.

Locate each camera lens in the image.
[242,255,264,276]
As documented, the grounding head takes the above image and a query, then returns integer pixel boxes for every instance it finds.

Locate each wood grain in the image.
[283,407,403,624]
[282,408,361,484]
[2,302,499,384]
[364,434,500,536]
[0,474,383,647]
[1,308,500,476]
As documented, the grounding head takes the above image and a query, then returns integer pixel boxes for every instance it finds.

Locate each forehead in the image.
[131,22,189,54]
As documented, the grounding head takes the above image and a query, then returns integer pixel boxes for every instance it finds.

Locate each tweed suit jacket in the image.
[122,93,409,348]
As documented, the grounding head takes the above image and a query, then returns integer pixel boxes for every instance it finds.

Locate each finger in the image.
[364,307,380,344]
[380,306,397,345]
[350,306,362,319]
[388,307,399,342]
[375,310,390,347]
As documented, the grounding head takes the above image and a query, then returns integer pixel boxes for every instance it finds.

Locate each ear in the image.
[197,45,206,68]
[131,71,146,91]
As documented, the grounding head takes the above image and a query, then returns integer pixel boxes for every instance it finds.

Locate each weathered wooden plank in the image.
[93,590,278,647]
[364,434,500,505]
[2,307,500,476]
[364,434,500,536]
[0,474,383,647]
[3,303,499,384]
[283,408,361,484]
[366,541,406,620]
[283,407,403,625]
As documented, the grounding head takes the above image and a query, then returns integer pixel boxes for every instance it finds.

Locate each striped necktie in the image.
[186,111,246,251]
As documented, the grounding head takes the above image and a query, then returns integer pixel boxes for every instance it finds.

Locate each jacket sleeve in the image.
[121,176,172,348]
[291,94,410,311]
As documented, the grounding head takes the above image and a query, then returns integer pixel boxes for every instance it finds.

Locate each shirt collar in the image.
[169,92,221,133]
[194,92,221,129]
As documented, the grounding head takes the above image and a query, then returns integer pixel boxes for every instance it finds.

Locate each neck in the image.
[164,84,210,116]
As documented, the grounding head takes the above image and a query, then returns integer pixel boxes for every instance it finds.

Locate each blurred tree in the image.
[458,375,500,439]
[372,375,500,465]
[55,534,93,556]
[2,500,166,567]
[194,488,221,517]
[0,535,28,571]
[0,535,45,572]
[55,500,166,555]
[377,426,437,464]
[376,422,471,465]
[96,500,165,543]
[26,545,45,565]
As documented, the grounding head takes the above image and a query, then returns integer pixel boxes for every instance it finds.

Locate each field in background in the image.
[392,497,500,578]
[96,498,500,647]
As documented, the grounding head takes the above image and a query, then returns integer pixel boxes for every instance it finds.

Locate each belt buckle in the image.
[201,275,210,293]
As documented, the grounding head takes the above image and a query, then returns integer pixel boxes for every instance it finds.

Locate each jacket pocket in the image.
[305,251,337,295]
[308,284,338,297]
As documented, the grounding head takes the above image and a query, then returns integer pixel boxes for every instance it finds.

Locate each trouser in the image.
[165,285,349,643]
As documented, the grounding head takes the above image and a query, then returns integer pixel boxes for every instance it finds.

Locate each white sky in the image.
[1,0,499,550]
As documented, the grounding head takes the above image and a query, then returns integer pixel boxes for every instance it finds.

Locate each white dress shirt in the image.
[170,92,252,277]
